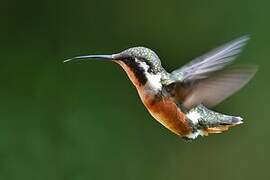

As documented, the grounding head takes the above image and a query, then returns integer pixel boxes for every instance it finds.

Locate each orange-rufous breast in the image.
[116,61,192,136]
[140,93,192,136]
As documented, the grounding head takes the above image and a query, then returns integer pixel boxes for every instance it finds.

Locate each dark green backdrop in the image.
[1,0,269,179]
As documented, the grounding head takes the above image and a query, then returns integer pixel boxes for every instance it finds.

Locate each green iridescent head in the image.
[118,47,163,73]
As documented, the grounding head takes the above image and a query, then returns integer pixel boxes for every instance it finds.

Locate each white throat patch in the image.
[136,60,162,92]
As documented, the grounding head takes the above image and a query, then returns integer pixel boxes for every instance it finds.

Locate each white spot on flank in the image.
[185,130,206,139]
[186,110,201,124]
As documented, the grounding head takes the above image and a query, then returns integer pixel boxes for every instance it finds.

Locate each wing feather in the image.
[170,36,250,82]
[183,65,258,108]
[166,36,257,109]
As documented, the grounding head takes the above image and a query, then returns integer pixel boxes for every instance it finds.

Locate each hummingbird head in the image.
[64,47,168,91]
[118,47,163,73]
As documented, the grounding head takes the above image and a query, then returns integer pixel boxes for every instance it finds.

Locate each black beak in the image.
[63,54,117,63]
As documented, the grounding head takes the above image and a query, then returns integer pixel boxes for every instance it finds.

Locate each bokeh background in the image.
[1,0,269,179]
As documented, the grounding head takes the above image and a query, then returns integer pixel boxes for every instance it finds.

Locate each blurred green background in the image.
[1,0,269,179]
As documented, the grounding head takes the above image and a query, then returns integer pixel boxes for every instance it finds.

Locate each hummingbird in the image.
[65,36,257,140]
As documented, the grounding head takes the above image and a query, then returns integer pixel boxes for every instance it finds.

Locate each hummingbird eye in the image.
[137,57,155,74]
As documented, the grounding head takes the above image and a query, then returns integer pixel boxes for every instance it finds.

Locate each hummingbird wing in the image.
[166,36,257,109]
[170,36,250,82]
[182,66,257,108]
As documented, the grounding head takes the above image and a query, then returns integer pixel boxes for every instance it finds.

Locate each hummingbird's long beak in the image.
[63,54,117,63]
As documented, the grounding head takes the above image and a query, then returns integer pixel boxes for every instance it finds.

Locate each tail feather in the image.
[186,104,243,138]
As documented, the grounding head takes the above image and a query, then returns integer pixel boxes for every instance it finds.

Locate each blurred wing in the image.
[170,36,250,83]
[183,66,257,109]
